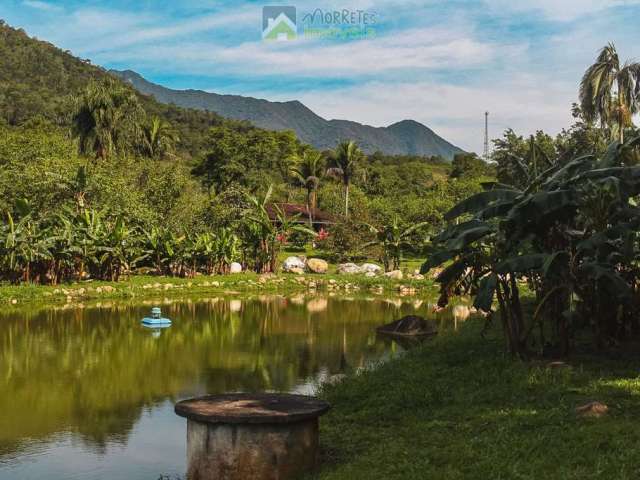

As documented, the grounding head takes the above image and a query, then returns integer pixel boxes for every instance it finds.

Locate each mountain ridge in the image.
[111,69,464,159]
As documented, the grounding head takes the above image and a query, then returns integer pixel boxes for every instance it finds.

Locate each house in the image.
[265,203,334,231]
[262,12,297,41]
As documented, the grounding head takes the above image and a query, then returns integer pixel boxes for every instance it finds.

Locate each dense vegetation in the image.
[424,44,640,356]
[0,21,489,285]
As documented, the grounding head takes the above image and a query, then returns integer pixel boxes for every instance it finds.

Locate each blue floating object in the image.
[142,307,172,326]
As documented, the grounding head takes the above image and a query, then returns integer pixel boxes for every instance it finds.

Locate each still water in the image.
[0,294,468,479]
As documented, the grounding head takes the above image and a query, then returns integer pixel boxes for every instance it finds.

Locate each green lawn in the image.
[312,319,640,480]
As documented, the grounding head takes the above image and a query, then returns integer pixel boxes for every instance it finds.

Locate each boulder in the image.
[365,271,377,278]
[283,256,306,273]
[307,258,329,274]
[289,267,305,275]
[376,315,438,337]
[229,262,243,274]
[384,270,403,280]
[338,263,363,274]
[360,263,382,274]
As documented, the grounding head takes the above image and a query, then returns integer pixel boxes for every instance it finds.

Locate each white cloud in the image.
[96,25,510,78]
[22,0,61,12]
[484,0,640,21]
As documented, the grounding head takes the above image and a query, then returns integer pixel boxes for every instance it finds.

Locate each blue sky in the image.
[2,0,640,152]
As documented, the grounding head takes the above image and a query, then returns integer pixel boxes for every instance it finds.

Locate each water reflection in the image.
[0,294,471,480]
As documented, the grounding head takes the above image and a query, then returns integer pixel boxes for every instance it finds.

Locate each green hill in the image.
[113,69,465,159]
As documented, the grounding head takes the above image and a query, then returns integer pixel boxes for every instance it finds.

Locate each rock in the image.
[576,401,608,418]
[338,263,363,274]
[307,258,329,274]
[258,273,274,284]
[102,285,115,293]
[324,373,347,385]
[229,262,243,274]
[283,256,306,273]
[376,315,438,337]
[290,267,305,275]
[365,271,376,278]
[361,263,382,274]
[384,270,403,280]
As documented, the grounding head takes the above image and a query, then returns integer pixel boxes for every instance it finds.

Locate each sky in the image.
[2,0,640,153]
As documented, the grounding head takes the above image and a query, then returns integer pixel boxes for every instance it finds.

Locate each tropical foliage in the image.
[424,134,640,356]
[362,217,429,271]
[579,42,640,143]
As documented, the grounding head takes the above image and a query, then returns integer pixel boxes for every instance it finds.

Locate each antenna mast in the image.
[483,111,489,161]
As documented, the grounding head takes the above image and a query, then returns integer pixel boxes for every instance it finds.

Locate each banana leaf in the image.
[444,190,521,221]
[474,273,497,312]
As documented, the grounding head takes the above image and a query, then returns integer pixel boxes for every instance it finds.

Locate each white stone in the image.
[338,263,363,274]
[361,263,382,274]
[384,270,403,280]
[229,262,243,274]
[282,256,306,273]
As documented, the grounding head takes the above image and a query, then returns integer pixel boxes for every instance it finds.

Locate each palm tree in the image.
[139,116,179,160]
[327,140,363,218]
[71,79,143,160]
[289,149,324,225]
[579,43,640,143]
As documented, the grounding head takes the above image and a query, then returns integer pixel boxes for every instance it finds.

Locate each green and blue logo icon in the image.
[262,6,297,41]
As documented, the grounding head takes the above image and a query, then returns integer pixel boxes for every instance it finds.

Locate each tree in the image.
[450,152,490,179]
[289,149,324,224]
[327,140,363,218]
[423,134,640,357]
[362,216,429,271]
[139,116,178,160]
[71,80,143,160]
[491,129,556,189]
[579,43,640,143]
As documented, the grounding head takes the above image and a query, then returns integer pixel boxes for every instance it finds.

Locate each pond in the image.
[0,294,470,480]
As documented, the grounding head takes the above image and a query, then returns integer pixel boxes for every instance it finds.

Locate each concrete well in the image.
[175,393,331,480]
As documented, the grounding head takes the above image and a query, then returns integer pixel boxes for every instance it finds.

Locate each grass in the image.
[312,319,640,480]
[0,268,434,308]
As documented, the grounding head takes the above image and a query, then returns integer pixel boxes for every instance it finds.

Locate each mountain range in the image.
[111,70,464,159]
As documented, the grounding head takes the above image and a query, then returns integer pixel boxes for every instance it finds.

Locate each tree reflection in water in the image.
[0,295,470,475]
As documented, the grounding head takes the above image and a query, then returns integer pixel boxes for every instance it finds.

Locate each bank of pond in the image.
[1,294,636,480]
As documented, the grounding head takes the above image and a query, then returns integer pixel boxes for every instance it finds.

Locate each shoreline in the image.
[312,320,640,479]
[0,272,437,309]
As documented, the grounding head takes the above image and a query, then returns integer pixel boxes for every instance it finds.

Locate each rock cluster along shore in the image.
[281,257,430,279]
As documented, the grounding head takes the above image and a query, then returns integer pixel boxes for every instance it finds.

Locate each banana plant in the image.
[423,135,640,357]
[361,217,429,271]
[241,185,314,273]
